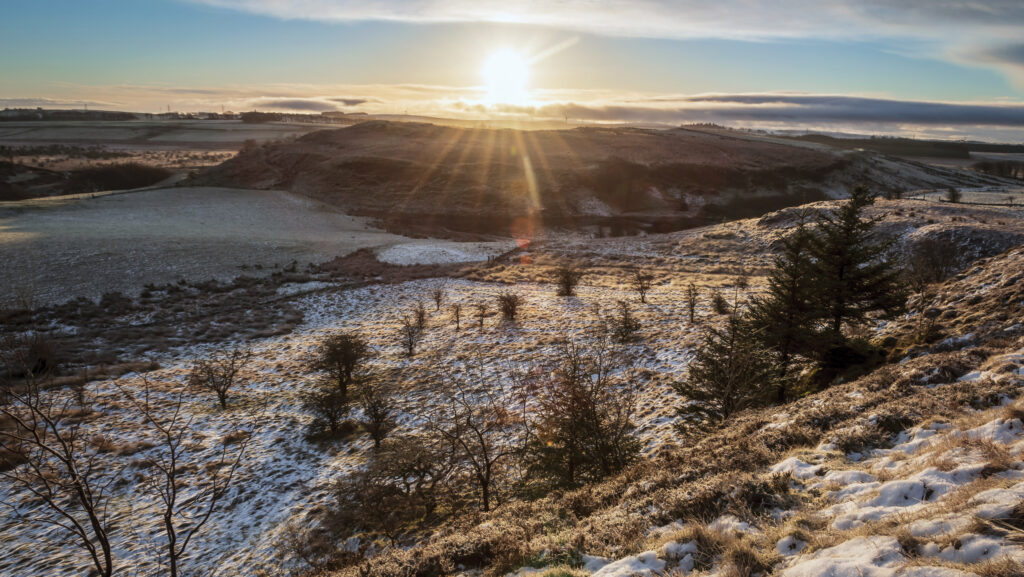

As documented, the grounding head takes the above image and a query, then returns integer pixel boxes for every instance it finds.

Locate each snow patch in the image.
[592,551,665,577]
[376,241,515,265]
[782,536,903,577]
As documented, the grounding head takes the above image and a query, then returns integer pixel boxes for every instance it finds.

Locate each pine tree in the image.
[673,315,778,431]
[746,220,819,402]
[809,187,906,341]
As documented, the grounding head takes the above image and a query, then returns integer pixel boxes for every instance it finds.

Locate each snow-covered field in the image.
[911,188,1024,205]
[376,240,519,266]
[0,274,711,576]
[0,187,408,305]
[3,198,1022,577]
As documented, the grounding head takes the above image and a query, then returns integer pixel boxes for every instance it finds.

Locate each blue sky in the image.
[4,1,1024,139]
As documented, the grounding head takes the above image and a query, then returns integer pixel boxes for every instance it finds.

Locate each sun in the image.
[481,49,530,106]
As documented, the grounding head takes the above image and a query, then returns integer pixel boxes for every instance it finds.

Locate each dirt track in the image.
[0,186,407,306]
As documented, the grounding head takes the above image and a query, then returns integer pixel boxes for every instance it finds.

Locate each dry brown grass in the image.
[901,555,1024,577]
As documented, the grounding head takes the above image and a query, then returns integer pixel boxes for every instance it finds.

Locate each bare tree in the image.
[357,378,396,448]
[311,333,369,402]
[120,379,255,577]
[686,281,699,323]
[302,381,350,437]
[430,283,446,312]
[451,303,462,331]
[0,381,116,577]
[331,433,456,545]
[553,264,584,297]
[399,315,422,357]
[630,269,653,303]
[273,521,354,574]
[474,302,489,329]
[497,292,522,322]
[413,301,428,332]
[425,372,522,512]
[516,338,640,488]
[188,347,253,409]
[903,237,960,292]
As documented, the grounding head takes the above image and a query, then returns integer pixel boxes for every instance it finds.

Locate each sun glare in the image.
[482,49,530,106]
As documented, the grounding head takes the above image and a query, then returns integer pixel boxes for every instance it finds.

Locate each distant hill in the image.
[0,108,138,122]
[189,121,1017,236]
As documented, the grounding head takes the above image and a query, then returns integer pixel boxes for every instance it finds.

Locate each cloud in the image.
[328,97,374,106]
[968,42,1024,87]
[185,1,1024,88]
[449,93,1024,128]
[12,80,1024,140]
[187,1,1024,42]
[0,97,121,108]
[254,98,339,111]
[675,94,1024,125]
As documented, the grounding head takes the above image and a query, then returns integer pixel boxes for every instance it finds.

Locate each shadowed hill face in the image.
[188,122,1001,237]
[192,122,845,228]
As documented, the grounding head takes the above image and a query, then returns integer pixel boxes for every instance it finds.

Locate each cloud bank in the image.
[452,93,1024,128]
[10,82,1024,141]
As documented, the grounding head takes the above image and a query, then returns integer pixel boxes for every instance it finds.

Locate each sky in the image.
[4,1,1024,140]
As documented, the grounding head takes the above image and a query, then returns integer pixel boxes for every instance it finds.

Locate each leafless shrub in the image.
[475,302,489,328]
[630,269,653,303]
[711,289,731,315]
[400,315,423,356]
[516,338,640,489]
[554,264,584,297]
[119,378,256,577]
[4,283,38,316]
[0,332,61,383]
[274,521,358,574]
[187,347,253,409]
[686,281,699,323]
[0,381,116,577]
[302,381,350,438]
[358,378,397,448]
[425,371,523,511]
[611,300,640,342]
[330,433,457,546]
[497,292,522,321]
[431,283,446,312]
[414,300,428,331]
[903,237,960,292]
[311,332,369,401]
[451,303,462,331]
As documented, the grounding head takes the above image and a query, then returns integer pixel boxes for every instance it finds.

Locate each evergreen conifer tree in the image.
[809,187,905,341]
[673,315,778,430]
[747,219,819,401]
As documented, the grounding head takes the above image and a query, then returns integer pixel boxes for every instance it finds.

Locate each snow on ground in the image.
[375,240,518,266]
[0,275,709,576]
[0,186,407,305]
[572,350,1024,577]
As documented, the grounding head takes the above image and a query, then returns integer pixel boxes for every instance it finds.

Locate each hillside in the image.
[336,242,1024,577]
[2,196,1023,577]
[188,122,1015,236]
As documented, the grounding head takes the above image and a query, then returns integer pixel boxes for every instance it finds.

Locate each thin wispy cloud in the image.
[185,1,1023,41]
[185,1,1024,87]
